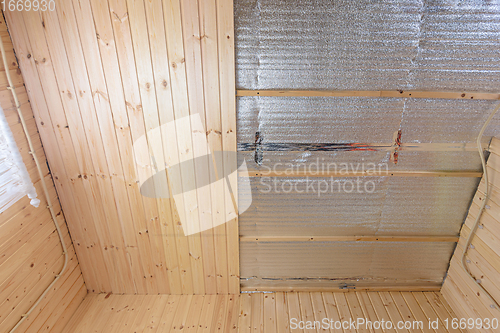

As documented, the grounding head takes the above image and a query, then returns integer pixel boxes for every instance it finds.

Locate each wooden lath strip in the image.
[217,0,240,294]
[240,170,482,178]
[240,286,442,292]
[239,236,460,243]
[238,142,481,152]
[236,89,500,100]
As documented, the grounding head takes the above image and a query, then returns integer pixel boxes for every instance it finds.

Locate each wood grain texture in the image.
[0,13,86,333]
[61,292,461,333]
[236,90,500,100]
[442,137,500,331]
[5,0,238,295]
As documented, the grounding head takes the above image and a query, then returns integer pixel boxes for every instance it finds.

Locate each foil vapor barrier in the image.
[235,0,500,91]
[235,0,500,288]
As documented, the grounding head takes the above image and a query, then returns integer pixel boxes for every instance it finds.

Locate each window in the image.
[0,106,39,213]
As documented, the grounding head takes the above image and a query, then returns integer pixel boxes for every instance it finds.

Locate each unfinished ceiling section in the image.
[235,0,500,291]
[5,0,238,295]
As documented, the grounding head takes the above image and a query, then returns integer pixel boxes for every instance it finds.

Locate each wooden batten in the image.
[237,89,500,100]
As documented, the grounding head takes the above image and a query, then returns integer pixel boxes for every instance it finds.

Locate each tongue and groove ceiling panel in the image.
[235,0,500,291]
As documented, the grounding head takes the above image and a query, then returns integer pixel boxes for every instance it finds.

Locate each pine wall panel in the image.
[4,0,239,295]
[0,13,86,333]
[441,137,500,331]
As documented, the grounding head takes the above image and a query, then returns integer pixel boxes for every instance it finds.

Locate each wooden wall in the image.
[4,0,238,295]
[0,14,86,333]
[441,137,500,330]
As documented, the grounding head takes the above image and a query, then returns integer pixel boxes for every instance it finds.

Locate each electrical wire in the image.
[460,102,500,311]
[0,34,68,333]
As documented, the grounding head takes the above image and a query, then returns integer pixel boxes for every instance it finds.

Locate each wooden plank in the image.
[217,0,239,294]
[179,0,217,295]
[123,0,182,294]
[368,292,397,333]
[49,287,87,333]
[127,296,156,333]
[264,293,277,333]
[298,293,316,333]
[185,295,204,332]
[425,292,470,333]
[24,6,120,294]
[356,292,384,333]
[310,292,328,333]
[275,292,290,333]
[171,295,193,332]
[378,292,410,332]
[108,296,147,333]
[133,0,187,295]
[454,243,500,302]
[60,294,100,333]
[239,236,459,243]
[213,294,229,332]
[141,295,169,333]
[162,0,204,295]
[401,292,442,333]
[287,292,303,333]
[197,295,217,333]
[155,295,181,332]
[53,0,147,294]
[390,292,423,333]
[241,170,482,178]
[489,137,500,156]
[239,294,253,333]
[445,264,499,319]
[441,280,486,332]
[236,90,500,100]
[334,293,356,333]
[241,286,442,293]
[102,0,166,294]
[122,295,153,332]
[251,293,263,333]
[12,263,83,332]
[410,292,453,333]
[345,292,370,333]
[88,294,121,332]
[322,293,344,332]
[198,0,228,296]
[0,239,72,325]
[6,6,104,293]
[226,295,240,333]
[29,4,135,299]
